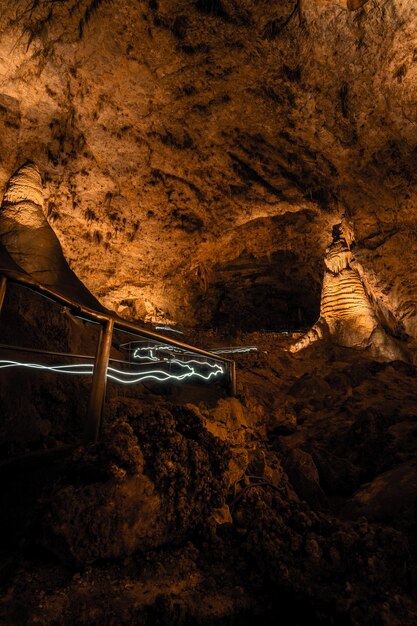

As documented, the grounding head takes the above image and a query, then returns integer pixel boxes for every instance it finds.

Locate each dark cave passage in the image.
[203,250,321,333]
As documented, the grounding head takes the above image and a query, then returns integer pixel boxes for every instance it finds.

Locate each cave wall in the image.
[0,1,415,336]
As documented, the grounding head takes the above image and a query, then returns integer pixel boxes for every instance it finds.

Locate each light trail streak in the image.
[211,346,258,354]
[127,344,257,362]
[154,325,184,334]
[0,361,93,374]
[0,358,224,384]
[132,345,184,361]
[107,360,223,383]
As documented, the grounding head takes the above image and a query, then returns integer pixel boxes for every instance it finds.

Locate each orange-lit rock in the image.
[0,1,415,335]
[347,0,370,10]
[291,224,407,360]
[2,3,417,625]
[0,162,102,309]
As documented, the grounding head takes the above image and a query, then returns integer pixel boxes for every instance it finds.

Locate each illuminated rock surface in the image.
[0,1,415,337]
[0,162,102,309]
[291,224,406,359]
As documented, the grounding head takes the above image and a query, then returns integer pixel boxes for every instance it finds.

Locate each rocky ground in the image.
[2,331,417,625]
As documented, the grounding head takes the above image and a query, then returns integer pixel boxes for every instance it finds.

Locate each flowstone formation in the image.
[290,223,406,361]
[0,162,102,310]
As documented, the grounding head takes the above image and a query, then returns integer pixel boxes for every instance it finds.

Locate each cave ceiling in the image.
[0,0,416,335]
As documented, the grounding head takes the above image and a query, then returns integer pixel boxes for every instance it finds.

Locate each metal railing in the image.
[0,268,236,444]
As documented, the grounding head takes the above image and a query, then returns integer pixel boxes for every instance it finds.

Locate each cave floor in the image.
[2,332,417,625]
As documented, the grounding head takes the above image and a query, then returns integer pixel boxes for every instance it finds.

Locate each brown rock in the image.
[343,460,417,524]
[42,474,168,566]
[283,448,328,509]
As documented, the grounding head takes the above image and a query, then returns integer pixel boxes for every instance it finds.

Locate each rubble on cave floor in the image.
[2,331,417,625]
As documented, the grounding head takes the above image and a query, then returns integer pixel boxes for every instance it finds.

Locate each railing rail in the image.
[0,268,236,444]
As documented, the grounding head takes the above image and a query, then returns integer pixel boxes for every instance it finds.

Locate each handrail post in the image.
[84,318,114,444]
[226,360,236,397]
[0,276,7,314]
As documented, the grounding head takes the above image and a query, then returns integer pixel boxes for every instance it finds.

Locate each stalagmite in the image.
[0,162,103,310]
[290,223,407,361]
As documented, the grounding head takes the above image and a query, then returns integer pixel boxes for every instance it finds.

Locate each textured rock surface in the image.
[4,332,417,624]
[2,4,417,621]
[291,223,407,359]
[41,408,231,566]
[0,1,415,338]
[0,162,102,309]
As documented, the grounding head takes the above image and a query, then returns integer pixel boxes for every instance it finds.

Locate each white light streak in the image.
[132,345,184,362]
[0,361,93,374]
[133,346,160,361]
[119,343,182,362]
[126,342,254,363]
[212,346,258,354]
[154,325,184,334]
[0,358,224,384]
[107,360,223,383]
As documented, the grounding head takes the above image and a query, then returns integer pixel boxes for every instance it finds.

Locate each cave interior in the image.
[2,1,417,625]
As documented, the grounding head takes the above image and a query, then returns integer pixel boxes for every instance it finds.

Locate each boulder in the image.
[283,448,328,509]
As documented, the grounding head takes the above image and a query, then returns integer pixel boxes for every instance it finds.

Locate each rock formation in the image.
[290,223,407,361]
[0,1,415,332]
[347,0,370,9]
[0,162,103,310]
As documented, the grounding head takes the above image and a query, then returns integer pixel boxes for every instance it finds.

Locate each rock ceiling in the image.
[0,0,416,339]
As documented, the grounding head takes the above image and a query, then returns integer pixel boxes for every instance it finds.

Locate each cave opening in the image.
[207,250,321,334]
